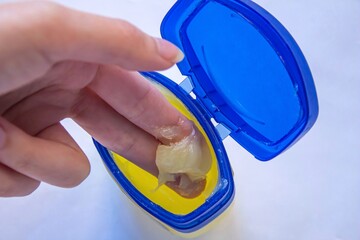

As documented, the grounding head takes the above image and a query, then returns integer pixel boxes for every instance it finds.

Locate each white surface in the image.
[0,0,359,239]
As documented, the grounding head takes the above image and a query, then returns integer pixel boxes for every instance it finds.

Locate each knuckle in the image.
[69,90,89,119]
[31,2,66,40]
[2,1,67,62]
[127,86,154,122]
[108,134,137,157]
[10,1,64,32]
[18,2,68,61]
[31,1,64,26]
[117,20,148,58]
[119,20,141,40]
[119,138,137,156]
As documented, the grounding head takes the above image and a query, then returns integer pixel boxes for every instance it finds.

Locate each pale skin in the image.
[0,2,204,197]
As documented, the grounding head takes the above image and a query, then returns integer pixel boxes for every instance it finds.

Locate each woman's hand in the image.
[0,1,196,197]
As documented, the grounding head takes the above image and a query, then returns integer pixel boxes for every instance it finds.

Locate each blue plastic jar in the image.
[94,0,318,236]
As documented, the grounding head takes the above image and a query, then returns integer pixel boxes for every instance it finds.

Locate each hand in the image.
[0,2,195,197]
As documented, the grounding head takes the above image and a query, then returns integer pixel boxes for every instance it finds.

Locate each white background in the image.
[0,0,359,239]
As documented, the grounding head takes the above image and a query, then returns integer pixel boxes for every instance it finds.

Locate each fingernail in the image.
[156,38,184,63]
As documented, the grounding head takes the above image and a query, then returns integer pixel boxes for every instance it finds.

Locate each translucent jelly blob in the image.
[110,81,219,215]
[156,126,212,198]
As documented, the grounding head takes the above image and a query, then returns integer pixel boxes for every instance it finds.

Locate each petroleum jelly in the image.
[156,126,212,198]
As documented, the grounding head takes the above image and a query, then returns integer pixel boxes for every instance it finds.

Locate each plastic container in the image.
[93,0,319,236]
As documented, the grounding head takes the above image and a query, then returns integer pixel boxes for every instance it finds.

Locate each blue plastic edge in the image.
[160,0,319,161]
[93,71,235,233]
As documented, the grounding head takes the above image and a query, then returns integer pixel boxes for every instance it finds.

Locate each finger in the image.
[0,117,90,188]
[70,89,208,198]
[89,65,194,144]
[0,163,40,197]
[71,88,160,176]
[0,2,183,92]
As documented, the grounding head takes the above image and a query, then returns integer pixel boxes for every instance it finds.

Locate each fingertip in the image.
[17,180,41,197]
[1,180,40,198]
[155,38,184,64]
[79,156,91,184]
[54,150,91,189]
[0,163,41,197]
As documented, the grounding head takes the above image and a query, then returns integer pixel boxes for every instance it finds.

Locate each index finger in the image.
[38,3,183,69]
[0,2,183,93]
[89,65,194,144]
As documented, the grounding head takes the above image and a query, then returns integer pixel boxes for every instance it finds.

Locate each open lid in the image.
[161,0,318,160]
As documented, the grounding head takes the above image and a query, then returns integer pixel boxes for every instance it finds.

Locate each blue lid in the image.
[161,0,319,160]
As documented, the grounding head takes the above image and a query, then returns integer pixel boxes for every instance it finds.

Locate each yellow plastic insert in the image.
[111,81,219,215]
